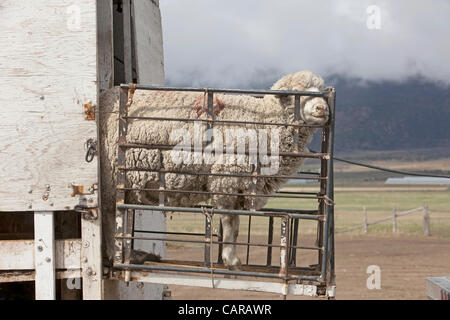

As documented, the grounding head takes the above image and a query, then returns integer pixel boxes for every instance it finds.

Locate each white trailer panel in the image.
[0,0,98,212]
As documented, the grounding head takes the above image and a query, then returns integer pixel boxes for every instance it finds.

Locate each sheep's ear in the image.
[270,74,293,92]
[310,75,325,91]
[269,71,324,103]
[270,74,294,102]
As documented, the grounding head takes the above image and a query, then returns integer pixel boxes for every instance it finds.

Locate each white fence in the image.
[337,205,431,236]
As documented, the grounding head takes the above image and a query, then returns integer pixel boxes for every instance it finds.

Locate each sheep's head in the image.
[299,88,329,125]
[270,70,329,125]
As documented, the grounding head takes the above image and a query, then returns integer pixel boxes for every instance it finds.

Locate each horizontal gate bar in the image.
[118,187,321,199]
[125,115,327,129]
[114,235,322,251]
[119,143,330,159]
[114,263,321,282]
[260,207,317,214]
[118,167,324,181]
[134,229,219,237]
[117,204,322,220]
[118,271,319,296]
[120,83,329,97]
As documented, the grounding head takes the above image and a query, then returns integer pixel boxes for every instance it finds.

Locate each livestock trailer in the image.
[0,0,165,300]
[1,0,336,300]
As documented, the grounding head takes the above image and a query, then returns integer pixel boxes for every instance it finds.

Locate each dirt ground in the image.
[167,235,450,300]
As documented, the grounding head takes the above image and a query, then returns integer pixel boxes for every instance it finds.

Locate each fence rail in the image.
[336,205,431,236]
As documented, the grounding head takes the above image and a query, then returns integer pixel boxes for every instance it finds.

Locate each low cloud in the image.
[160,0,450,87]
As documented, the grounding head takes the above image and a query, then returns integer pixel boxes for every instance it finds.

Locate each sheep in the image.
[99,70,330,268]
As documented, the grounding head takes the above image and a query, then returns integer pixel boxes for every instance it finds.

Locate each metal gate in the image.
[112,83,336,298]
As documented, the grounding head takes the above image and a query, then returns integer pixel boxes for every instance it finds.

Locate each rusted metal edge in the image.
[0,269,81,283]
[70,184,96,197]
[84,103,96,120]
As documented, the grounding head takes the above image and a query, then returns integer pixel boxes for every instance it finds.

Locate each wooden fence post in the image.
[423,205,431,236]
[363,206,368,234]
[392,207,397,233]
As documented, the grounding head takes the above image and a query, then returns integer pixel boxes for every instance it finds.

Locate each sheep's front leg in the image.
[220,214,241,268]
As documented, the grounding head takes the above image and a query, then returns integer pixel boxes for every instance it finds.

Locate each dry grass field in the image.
[167,235,450,300]
[167,186,450,238]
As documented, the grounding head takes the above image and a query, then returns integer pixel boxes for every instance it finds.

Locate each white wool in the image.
[99,70,327,263]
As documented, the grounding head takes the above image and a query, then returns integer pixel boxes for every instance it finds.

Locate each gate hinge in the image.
[75,205,99,221]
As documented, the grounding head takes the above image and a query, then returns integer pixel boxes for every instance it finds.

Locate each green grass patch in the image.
[167,188,450,239]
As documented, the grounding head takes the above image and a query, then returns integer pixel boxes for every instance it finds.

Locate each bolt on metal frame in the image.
[113,83,336,298]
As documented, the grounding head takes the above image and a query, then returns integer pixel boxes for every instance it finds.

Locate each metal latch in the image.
[70,184,96,197]
[85,139,97,163]
[74,205,99,221]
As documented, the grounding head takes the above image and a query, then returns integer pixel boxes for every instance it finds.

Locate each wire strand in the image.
[309,149,450,179]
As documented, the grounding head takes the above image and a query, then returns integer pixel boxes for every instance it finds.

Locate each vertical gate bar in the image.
[122,0,133,83]
[158,150,165,206]
[288,218,293,265]
[131,209,136,248]
[290,95,299,271]
[206,90,214,143]
[280,217,290,299]
[124,208,135,283]
[205,90,213,267]
[246,162,258,265]
[204,213,212,268]
[293,95,300,152]
[321,88,336,285]
[114,87,129,265]
[316,105,329,269]
[217,220,223,264]
[327,88,336,292]
[289,218,299,266]
[246,216,252,265]
[280,218,289,275]
[266,216,274,266]
[125,209,135,249]
[292,94,301,271]
[158,150,166,269]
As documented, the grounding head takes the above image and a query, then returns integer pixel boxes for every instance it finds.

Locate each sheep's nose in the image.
[314,104,328,117]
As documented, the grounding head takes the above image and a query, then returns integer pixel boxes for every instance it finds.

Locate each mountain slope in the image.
[167,74,450,153]
[323,76,450,151]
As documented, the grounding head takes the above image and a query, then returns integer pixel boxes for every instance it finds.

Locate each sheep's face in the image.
[300,88,329,125]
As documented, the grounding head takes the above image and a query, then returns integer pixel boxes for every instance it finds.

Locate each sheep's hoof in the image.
[222,254,241,270]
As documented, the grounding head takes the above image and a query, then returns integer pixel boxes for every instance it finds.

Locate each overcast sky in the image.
[159,0,450,88]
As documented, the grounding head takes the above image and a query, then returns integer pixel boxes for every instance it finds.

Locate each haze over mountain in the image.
[167,75,450,153]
